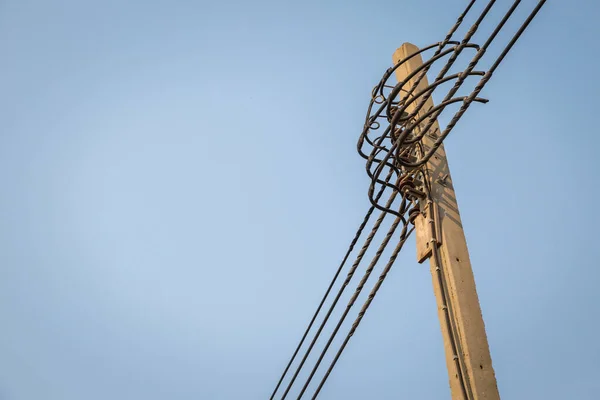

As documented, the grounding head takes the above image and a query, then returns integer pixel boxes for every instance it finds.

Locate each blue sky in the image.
[1,0,599,399]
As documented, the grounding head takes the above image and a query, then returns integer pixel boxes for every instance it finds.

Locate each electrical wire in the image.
[270,1,547,398]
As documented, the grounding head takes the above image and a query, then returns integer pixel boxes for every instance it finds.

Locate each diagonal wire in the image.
[397,0,547,168]
[279,185,405,400]
[295,203,409,399]
[311,222,416,399]
[389,0,478,119]
[268,168,395,399]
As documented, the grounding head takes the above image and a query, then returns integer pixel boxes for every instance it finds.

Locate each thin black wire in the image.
[397,0,498,133]
[367,0,500,186]
[371,0,547,181]
[392,0,547,169]
[385,0,479,122]
[279,182,405,400]
[296,202,410,399]
[396,0,523,155]
[311,222,416,399]
[269,168,395,399]
[357,0,479,217]
[404,0,548,169]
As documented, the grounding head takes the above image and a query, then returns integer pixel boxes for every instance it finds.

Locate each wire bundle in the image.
[270,1,547,398]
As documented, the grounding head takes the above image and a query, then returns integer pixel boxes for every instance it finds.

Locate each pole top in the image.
[393,42,420,64]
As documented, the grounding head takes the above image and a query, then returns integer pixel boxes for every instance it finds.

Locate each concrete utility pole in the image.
[393,43,501,400]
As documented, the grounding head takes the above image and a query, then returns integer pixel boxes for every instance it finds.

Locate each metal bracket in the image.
[415,201,442,264]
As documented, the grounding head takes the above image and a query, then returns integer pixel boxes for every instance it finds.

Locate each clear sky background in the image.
[1,1,599,399]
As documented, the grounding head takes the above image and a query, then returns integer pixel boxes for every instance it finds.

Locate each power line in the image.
[279,180,404,400]
[270,1,548,398]
[268,169,395,400]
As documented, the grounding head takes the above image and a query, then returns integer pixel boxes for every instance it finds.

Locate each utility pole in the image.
[393,43,501,400]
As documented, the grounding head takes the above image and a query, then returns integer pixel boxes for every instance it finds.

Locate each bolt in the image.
[437,174,449,186]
